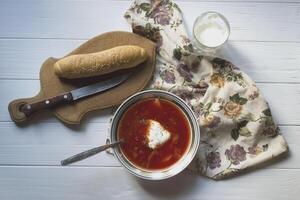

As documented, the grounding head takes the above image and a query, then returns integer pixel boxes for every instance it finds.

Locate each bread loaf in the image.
[54,45,147,79]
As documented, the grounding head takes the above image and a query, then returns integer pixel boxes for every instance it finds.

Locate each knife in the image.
[20,72,131,116]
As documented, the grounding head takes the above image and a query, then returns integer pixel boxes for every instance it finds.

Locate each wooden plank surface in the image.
[1,80,299,124]
[1,39,299,83]
[0,0,299,199]
[0,1,300,41]
[0,123,296,168]
[0,167,299,200]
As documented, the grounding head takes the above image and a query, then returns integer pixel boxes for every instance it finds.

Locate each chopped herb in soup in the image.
[118,98,190,170]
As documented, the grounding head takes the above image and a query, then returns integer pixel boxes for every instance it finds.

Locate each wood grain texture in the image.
[119,0,300,2]
[0,167,299,200]
[0,1,300,41]
[1,39,299,83]
[0,0,299,199]
[1,80,299,124]
[6,31,157,125]
[0,122,296,168]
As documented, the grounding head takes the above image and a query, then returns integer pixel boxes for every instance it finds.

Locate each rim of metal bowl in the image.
[110,90,200,180]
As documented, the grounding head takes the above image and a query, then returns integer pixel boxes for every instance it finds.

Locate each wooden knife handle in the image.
[19,92,73,117]
[8,92,74,124]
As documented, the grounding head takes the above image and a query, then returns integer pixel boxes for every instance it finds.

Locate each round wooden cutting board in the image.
[8,31,156,124]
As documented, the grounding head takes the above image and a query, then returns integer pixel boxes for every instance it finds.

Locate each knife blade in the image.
[71,72,131,100]
[20,72,131,116]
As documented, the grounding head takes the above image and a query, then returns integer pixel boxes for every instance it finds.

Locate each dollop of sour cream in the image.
[146,120,171,149]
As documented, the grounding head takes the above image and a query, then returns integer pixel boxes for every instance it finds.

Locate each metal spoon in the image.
[61,140,123,166]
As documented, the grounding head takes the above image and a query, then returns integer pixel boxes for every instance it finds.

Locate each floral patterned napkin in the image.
[124,0,288,179]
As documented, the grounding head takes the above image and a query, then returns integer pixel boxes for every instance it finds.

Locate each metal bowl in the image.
[110,90,200,180]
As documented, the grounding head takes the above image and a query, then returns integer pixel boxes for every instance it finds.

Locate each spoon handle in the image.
[61,140,122,166]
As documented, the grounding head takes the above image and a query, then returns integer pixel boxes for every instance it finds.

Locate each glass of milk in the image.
[193,11,230,53]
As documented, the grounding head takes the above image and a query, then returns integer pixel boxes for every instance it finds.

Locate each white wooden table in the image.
[0,0,299,199]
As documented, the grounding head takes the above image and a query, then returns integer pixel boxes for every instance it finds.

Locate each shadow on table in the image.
[216,41,275,83]
[135,169,202,198]
[14,106,114,131]
[217,42,252,70]
[135,150,289,197]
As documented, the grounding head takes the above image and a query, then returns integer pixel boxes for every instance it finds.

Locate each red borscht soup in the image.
[118,98,191,170]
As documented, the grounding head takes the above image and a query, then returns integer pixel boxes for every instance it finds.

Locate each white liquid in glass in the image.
[194,23,228,47]
[193,12,230,50]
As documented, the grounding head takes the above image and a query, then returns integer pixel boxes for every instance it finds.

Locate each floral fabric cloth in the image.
[124,0,288,179]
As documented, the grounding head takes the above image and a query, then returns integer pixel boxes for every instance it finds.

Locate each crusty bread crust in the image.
[54,45,147,79]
